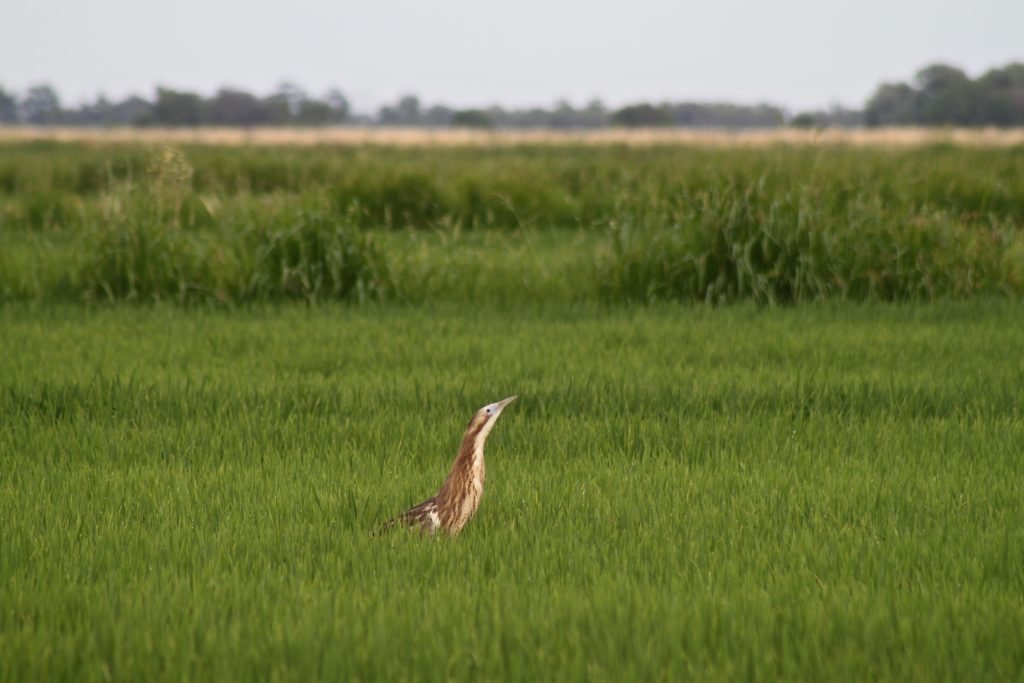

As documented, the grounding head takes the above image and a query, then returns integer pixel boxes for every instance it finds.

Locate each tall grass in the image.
[2,142,1024,304]
[76,204,390,304]
[598,179,1024,303]
[4,144,1024,224]
[68,150,390,304]
[237,206,391,302]
[2,303,1023,681]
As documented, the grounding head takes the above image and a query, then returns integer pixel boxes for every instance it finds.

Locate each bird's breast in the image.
[450,462,484,534]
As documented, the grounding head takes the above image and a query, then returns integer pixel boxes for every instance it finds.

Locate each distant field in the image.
[2,302,1023,681]
[2,141,1023,304]
[3,125,1024,147]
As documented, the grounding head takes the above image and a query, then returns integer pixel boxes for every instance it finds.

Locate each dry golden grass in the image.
[2,125,1024,147]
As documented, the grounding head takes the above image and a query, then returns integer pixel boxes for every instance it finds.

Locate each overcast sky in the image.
[3,0,1022,113]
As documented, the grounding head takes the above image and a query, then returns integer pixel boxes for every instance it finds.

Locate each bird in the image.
[375,395,517,537]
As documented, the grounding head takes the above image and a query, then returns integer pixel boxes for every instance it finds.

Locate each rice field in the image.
[2,303,1023,681]
[1,140,1023,681]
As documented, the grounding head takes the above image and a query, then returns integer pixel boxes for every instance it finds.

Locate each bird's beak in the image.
[496,395,518,411]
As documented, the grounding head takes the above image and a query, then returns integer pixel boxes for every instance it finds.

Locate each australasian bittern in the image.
[375,396,517,536]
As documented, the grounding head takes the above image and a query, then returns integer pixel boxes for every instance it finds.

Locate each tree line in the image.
[864,63,1024,126]
[1,62,1021,129]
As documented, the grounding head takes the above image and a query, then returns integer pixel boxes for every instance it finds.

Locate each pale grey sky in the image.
[3,0,1022,113]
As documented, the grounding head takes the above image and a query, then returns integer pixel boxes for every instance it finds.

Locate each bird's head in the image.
[466,395,517,438]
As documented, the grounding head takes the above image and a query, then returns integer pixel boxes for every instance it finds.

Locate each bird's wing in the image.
[372,496,440,536]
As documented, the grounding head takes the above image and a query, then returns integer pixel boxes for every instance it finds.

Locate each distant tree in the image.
[975,63,1024,126]
[452,109,493,128]
[90,95,113,125]
[325,89,350,122]
[273,82,307,116]
[421,105,454,126]
[497,107,545,128]
[790,105,863,128]
[865,83,917,126]
[548,100,577,129]
[152,88,205,126]
[821,105,865,127]
[978,63,1024,90]
[485,106,508,126]
[0,87,17,123]
[296,99,331,125]
[16,60,1024,130]
[58,95,104,126]
[579,99,610,128]
[611,103,671,127]
[379,94,423,125]
[664,102,783,128]
[915,64,969,97]
[207,88,271,126]
[914,64,978,124]
[790,113,819,129]
[22,85,62,124]
[865,62,1024,127]
[397,95,420,121]
[58,93,155,126]
[109,96,154,125]
[262,93,293,125]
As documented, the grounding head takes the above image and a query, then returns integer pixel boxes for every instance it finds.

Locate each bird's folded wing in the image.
[373,496,439,536]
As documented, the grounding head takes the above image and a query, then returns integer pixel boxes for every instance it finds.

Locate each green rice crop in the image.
[1,302,1022,681]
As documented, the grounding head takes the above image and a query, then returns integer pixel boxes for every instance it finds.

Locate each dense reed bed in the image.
[1,141,1023,303]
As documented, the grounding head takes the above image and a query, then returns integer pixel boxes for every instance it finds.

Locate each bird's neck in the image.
[437,422,490,506]
[457,427,487,479]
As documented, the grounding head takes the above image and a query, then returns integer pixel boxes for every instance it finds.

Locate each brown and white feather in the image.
[375,397,514,537]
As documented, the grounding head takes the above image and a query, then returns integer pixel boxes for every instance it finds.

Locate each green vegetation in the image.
[2,303,1023,681]
[866,62,1024,127]
[2,142,1023,680]
[2,142,1024,304]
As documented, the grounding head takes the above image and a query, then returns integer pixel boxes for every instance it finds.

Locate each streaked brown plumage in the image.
[375,395,517,536]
